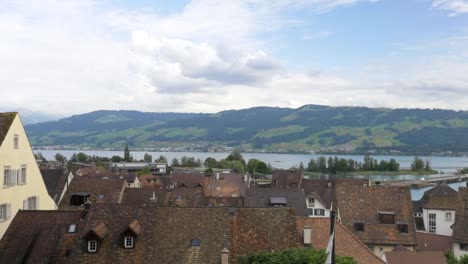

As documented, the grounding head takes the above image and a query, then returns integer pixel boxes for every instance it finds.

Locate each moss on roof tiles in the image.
[0,112,17,147]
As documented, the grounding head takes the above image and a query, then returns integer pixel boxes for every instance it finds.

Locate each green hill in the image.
[25,105,468,154]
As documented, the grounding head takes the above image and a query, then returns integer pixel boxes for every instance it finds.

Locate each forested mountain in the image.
[25,105,468,154]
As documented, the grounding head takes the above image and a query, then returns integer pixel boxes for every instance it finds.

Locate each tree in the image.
[124,144,131,162]
[204,157,218,168]
[307,159,318,172]
[411,156,425,171]
[34,152,47,161]
[137,166,151,176]
[143,153,152,163]
[155,155,167,163]
[226,149,246,167]
[76,152,89,163]
[171,158,180,167]
[54,153,66,164]
[111,155,123,162]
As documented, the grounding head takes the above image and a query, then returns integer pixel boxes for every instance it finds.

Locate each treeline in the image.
[198,150,272,175]
[307,155,400,174]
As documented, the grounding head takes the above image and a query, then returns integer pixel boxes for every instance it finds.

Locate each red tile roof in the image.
[384,251,447,264]
[296,217,385,264]
[416,233,452,252]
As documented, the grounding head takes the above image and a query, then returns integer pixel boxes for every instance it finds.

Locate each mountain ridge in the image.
[24,105,468,154]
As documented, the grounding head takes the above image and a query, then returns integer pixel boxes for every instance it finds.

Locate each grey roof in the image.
[244,187,308,216]
[40,168,69,204]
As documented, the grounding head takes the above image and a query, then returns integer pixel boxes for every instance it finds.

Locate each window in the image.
[379,212,395,224]
[414,212,422,217]
[69,194,90,206]
[446,212,453,222]
[191,239,201,247]
[24,196,39,210]
[354,222,365,232]
[0,204,11,221]
[88,240,97,252]
[19,165,27,185]
[308,208,314,216]
[398,224,409,234]
[460,244,468,251]
[68,224,77,233]
[3,166,14,187]
[308,197,315,207]
[429,213,436,234]
[124,236,134,248]
[13,134,19,149]
[314,209,325,216]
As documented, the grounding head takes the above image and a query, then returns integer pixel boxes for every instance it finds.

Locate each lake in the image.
[35,149,468,201]
[35,149,468,173]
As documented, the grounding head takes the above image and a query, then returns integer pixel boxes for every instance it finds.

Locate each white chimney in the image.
[221,248,229,264]
[216,173,220,180]
[303,228,311,245]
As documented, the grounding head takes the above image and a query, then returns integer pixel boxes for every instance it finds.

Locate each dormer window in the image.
[308,197,315,207]
[354,222,365,232]
[191,239,201,247]
[68,224,77,233]
[270,197,287,207]
[379,211,395,224]
[88,240,97,253]
[124,236,134,248]
[398,223,408,234]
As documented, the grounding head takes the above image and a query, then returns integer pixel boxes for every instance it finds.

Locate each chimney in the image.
[216,173,220,180]
[221,248,229,264]
[327,182,332,188]
[150,192,158,203]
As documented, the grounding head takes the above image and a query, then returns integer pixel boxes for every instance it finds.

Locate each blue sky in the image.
[0,0,468,119]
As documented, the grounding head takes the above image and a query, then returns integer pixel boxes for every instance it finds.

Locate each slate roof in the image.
[416,233,452,252]
[58,177,125,209]
[418,184,459,210]
[122,187,203,207]
[65,204,234,264]
[171,173,208,188]
[244,187,308,216]
[0,112,17,147]
[204,196,244,207]
[296,218,385,264]
[40,168,70,204]
[271,168,303,189]
[384,251,447,264]
[452,187,468,244]
[232,208,299,262]
[335,185,417,246]
[0,210,83,264]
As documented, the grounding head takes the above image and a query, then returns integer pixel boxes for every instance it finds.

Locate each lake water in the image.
[35,149,468,201]
[35,149,468,173]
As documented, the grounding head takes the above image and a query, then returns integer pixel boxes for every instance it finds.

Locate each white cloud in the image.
[0,0,467,118]
[432,0,468,15]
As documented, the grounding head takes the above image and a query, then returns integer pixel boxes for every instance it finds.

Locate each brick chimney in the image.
[221,248,229,264]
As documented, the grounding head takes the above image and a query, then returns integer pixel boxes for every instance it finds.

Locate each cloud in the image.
[432,0,468,15]
[0,0,467,118]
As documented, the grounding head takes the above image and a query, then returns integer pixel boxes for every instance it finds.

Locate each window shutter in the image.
[10,169,17,186]
[23,199,28,210]
[6,204,11,219]
[36,196,40,209]
[23,166,27,184]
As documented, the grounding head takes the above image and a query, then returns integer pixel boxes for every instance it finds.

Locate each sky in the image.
[1,0,468,120]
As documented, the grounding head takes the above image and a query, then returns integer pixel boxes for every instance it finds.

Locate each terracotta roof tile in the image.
[416,233,452,252]
[271,168,304,189]
[452,187,468,243]
[335,185,417,246]
[296,217,385,264]
[122,187,203,207]
[384,251,447,264]
[0,210,82,264]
